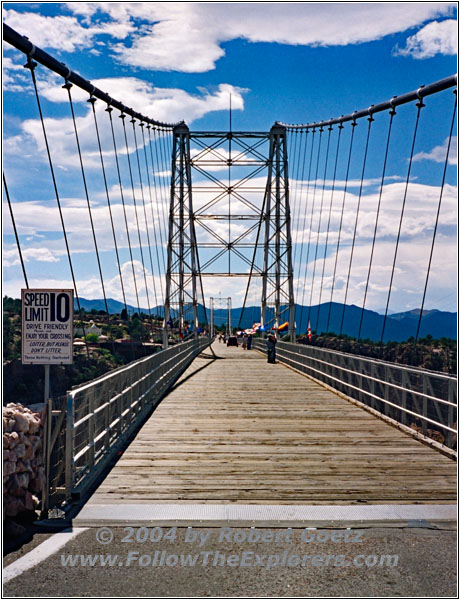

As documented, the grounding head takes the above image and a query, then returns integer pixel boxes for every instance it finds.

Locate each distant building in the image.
[74,319,103,338]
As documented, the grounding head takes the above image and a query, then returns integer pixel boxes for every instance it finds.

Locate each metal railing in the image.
[253,339,457,450]
[55,337,211,504]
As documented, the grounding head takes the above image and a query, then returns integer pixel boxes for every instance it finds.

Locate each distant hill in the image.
[76,298,165,317]
[76,298,456,342]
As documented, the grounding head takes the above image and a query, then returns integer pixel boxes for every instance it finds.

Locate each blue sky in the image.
[3,2,458,317]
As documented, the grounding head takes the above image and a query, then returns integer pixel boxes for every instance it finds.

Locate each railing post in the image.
[42,395,52,514]
[88,388,96,469]
[400,371,408,426]
[65,391,74,501]
[383,366,390,417]
[447,380,454,448]
[422,374,428,435]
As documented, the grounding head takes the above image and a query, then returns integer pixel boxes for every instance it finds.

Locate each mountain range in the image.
[76,298,456,342]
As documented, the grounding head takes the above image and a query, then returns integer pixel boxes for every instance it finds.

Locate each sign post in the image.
[21,289,74,514]
[21,289,74,366]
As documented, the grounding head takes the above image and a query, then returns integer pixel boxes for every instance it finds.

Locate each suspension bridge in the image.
[3,23,457,528]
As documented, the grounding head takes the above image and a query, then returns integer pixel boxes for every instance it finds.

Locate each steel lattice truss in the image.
[164,125,295,344]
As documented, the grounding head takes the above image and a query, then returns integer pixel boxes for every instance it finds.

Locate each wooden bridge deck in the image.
[86,342,456,505]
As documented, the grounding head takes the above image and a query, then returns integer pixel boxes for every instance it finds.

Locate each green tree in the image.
[85,332,99,343]
[128,316,149,341]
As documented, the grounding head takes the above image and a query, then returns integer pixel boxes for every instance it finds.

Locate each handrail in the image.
[277,75,457,130]
[3,22,183,130]
[253,338,457,450]
[62,337,211,501]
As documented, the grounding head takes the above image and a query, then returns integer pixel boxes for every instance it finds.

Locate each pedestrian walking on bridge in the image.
[266,333,277,363]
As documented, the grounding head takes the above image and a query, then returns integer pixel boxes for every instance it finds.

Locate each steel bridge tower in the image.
[163,124,199,347]
[164,124,295,346]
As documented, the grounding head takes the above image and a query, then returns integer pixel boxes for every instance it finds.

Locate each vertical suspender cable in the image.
[326,120,357,333]
[380,98,425,343]
[3,173,29,288]
[64,82,115,354]
[106,106,142,318]
[147,126,167,279]
[293,130,310,267]
[339,113,374,335]
[415,91,457,343]
[299,128,324,331]
[89,98,128,315]
[294,129,315,303]
[132,120,159,320]
[289,130,302,263]
[358,106,396,340]
[306,125,332,328]
[25,58,90,359]
[141,124,165,308]
[316,124,343,332]
[120,114,152,321]
[153,128,170,261]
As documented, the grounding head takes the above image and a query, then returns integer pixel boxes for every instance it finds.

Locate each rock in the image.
[3,402,45,517]
[17,472,30,489]
[16,460,33,473]
[3,461,17,476]
[24,491,34,511]
[28,417,41,434]
[9,431,20,446]
[14,413,30,433]
[14,443,26,459]
[29,472,46,493]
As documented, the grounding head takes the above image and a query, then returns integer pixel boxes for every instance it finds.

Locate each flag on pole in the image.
[307,321,312,341]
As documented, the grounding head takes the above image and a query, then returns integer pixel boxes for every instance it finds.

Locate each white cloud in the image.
[4,174,456,313]
[3,8,133,52]
[3,246,61,267]
[106,4,456,72]
[5,78,247,169]
[5,3,454,73]
[413,136,457,165]
[394,19,458,59]
[2,54,31,92]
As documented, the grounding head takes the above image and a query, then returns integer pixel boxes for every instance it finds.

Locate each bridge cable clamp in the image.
[23,54,37,71]
[367,105,375,122]
[416,85,426,109]
[389,96,397,116]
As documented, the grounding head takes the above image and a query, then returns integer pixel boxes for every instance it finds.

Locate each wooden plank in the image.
[86,343,457,506]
